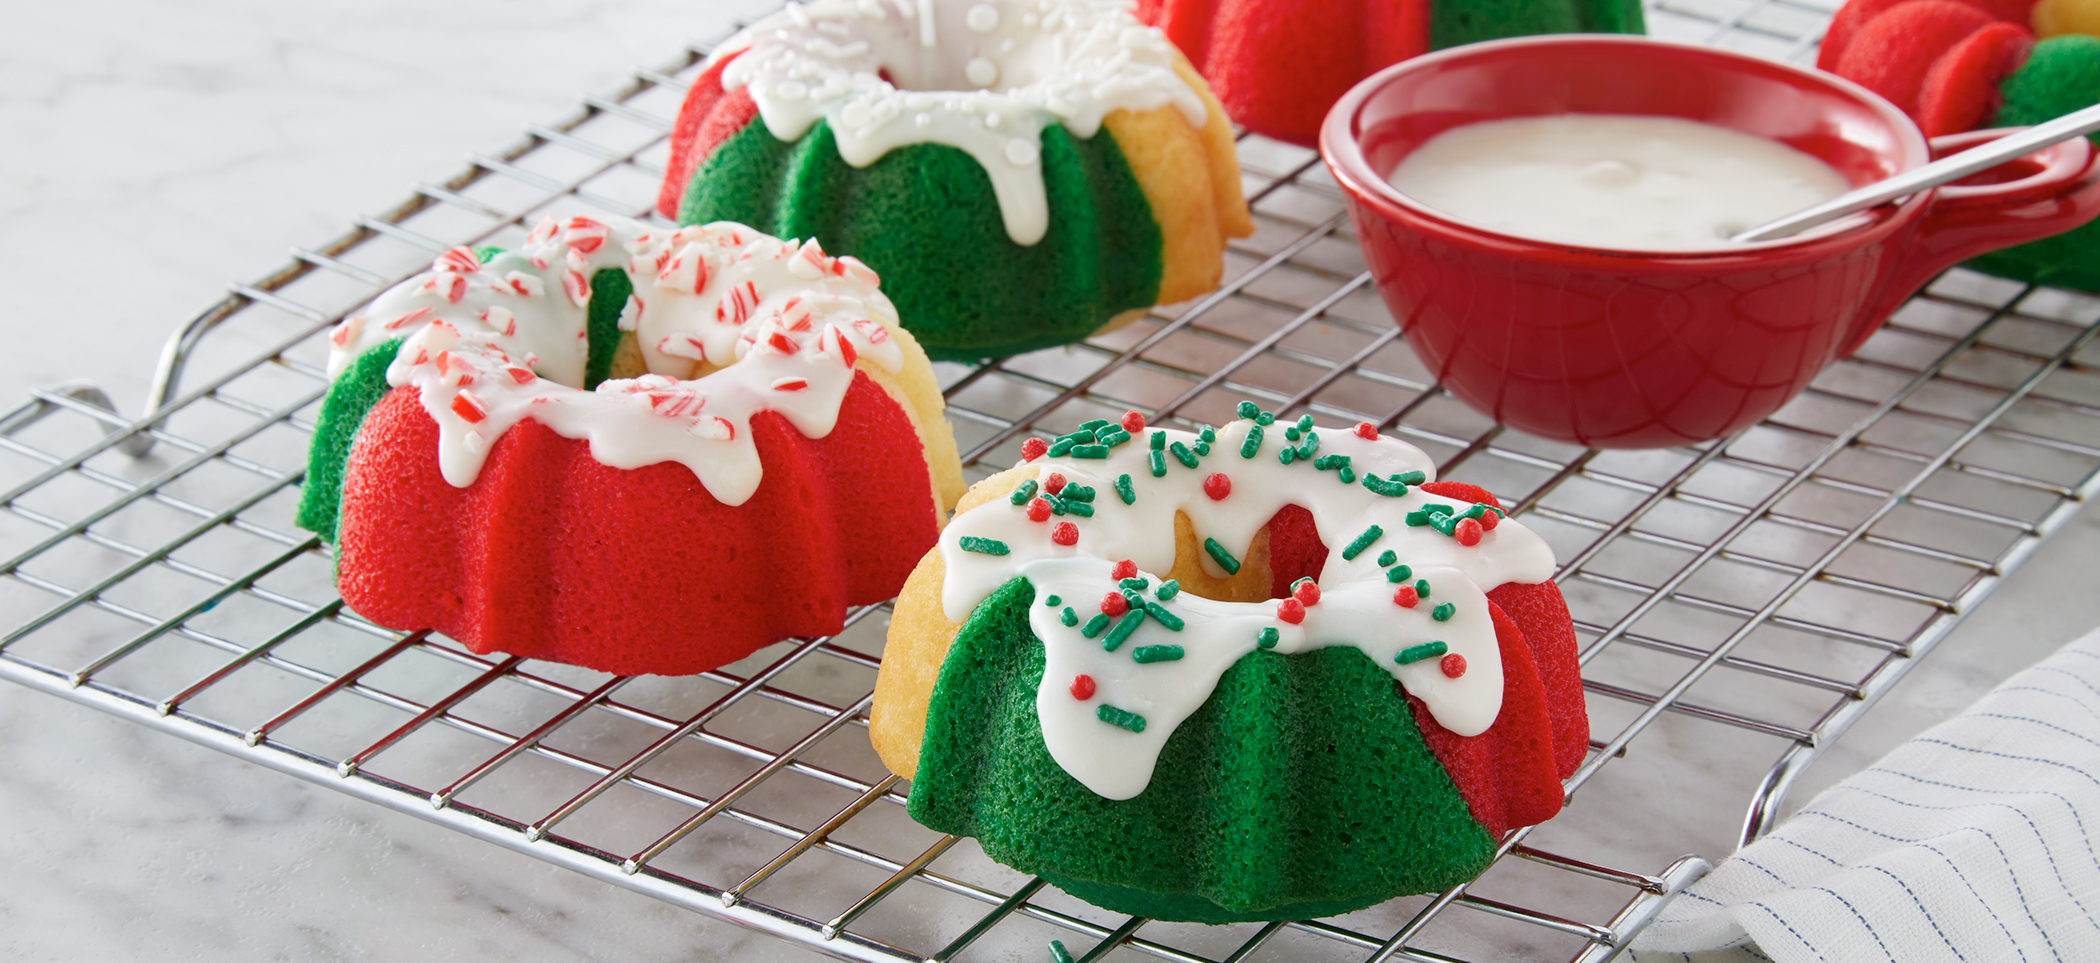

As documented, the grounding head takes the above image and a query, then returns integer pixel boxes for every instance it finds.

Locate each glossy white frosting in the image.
[323,216,905,506]
[716,0,1207,245]
[935,415,1559,799]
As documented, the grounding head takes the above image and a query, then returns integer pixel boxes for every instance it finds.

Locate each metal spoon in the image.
[1729,101,2100,243]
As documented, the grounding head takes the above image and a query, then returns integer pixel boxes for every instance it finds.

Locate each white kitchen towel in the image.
[1628,628,2100,963]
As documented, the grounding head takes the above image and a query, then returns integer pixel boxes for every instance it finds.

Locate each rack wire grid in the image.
[5,0,2099,960]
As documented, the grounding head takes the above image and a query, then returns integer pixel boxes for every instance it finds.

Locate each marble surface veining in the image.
[7,1,2100,961]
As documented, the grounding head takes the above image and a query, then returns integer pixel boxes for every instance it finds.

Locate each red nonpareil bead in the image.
[1051,522,1079,546]
[1101,592,1128,617]
[1394,585,1419,608]
[1043,472,1067,495]
[1441,654,1467,679]
[1292,578,1320,606]
[1111,558,1137,580]
[1455,517,1483,546]
[1121,410,1145,433]
[1276,597,1305,624]
[1070,674,1096,700]
[1203,473,1231,500]
[1354,421,1378,440]
[1021,437,1048,462]
[1026,497,1052,523]
[1479,509,1501,531]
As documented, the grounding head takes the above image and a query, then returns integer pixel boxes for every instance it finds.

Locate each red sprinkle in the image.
[1455,517,1484,546]
[1292,578,1321,607]
[1441,654,1468,679]
[1021,438,1048,462]
[1121,410,1146,433]
[1051,522,1079,546]
[1203,473,1232,501]
[1101,593,1128,617]
[1479,510,1501,531]
[1111,559,1138,580]
[1276,597,1306,624]
[1043,472,1067,495]
[1394,586,1419,608]
[1026,497,1053,523]
[1070,674,1097,700]
[1354,421,1378,440]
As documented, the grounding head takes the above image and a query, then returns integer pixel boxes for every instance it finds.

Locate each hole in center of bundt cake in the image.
[873,11,1066,96]
[1162,505,1328,604]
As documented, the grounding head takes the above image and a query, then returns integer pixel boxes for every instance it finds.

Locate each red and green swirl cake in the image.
[655,0,1252,362]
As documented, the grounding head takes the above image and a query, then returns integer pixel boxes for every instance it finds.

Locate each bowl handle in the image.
[1842,128,2100,358]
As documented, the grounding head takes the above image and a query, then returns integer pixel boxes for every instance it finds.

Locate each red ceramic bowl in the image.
[1322,35,2100,449]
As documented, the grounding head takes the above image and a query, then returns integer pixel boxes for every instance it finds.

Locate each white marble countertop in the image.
[6,2,2100,960]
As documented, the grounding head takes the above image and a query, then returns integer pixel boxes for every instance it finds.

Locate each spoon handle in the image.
[1730,101,2100,243]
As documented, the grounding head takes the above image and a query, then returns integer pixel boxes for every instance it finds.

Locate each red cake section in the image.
[335,371,938,675]
[656,50,758,220]
[1257,478,1586,835]
[1136,0,1430,147]
[1819,0,2041,137]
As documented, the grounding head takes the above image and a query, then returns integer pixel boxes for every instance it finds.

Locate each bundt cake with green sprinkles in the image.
[871,404,1587,923]
[298,216,964,676]
[655,0,1253,362]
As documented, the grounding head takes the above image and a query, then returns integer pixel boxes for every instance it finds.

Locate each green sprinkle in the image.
[1193,442,1211,456]
[959,537,1010,556]
[1342,525,1385,561]
[1045,494,1067,515]
[1240,424,1264,458]
[1386,564,1414,583]
[1048,437,1076,457]
[1297,414,1315,431]
[1199,426,1216,443]
[1142,601,1185,632]
[1097,704,1147,733]
[1097,426,1131,447]
[1378,550,1398,567]
[1063,484,1096,502]
[1120,577,1150,591]
[1339,467,1356,483]
[1072,444,1109,459]
[1115,474,1136,505]
[1122,588,1147,611]
[1257,626,1280,649]
[1278,447,1297,466]
[1103,609,1147,651]
[1045,594,1061,606]
[1078,419,1112,433]
[1132,644,1185,663]
[1009,479,1039,506]
[1060,429,1097,445]
[1416,579,1431,598]
[1050,940,1075,963]
[1405,509,1432,527]
[1427,503,1454,516]
[1397,640,1448,664]
[1363,473,1410,497]
[1060,607,1078,627]
[1062,500,1095,518]
[1397,470,1428,485]
[1156,579,1180,601]
[1313,453,1350,471]
[1170,441,1200,469]
[1150,430,1166,450]
[1149,449,1167,478]
[1432,602,1456,622]
[1256,411,1275,426]
[1082,613,1110,638]
[1203,537,1242,575]
[1296,433,1320,459]
[1460,503,1487,520]
[1236,400,1261,419]
[1285,426,1301,442]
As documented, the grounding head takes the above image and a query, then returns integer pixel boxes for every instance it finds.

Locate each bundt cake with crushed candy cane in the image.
[1134,0,1645,147]
[656,0,1252,361]
[297,215,965,676]
[870,404,1587,923]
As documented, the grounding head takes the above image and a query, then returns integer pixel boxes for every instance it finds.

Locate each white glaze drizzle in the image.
[323,216,905,506]
[935,416,1559,799]
[716,0,1207,246]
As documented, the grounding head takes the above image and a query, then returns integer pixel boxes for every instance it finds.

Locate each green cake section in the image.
[677,118,1164,362]
[296,338,403,544]
[1430,0,1646,49]
[584,267,634,389]
[907,577,1499,924]
[1968,36,2100,293]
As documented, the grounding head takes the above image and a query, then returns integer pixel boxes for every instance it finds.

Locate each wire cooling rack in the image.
[6,1,2100,960]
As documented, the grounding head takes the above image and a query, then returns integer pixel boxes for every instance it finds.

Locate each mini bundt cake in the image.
[656,0,1253,362]
[1134,0,1646,147]
[1820,0,2100,290]
[299,216,965,676]
[871,404,1586,922]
